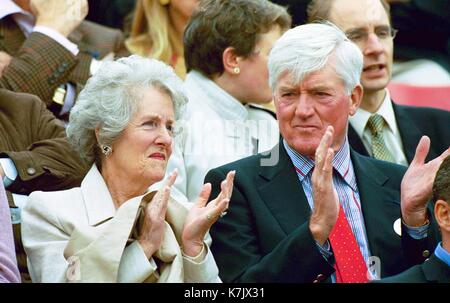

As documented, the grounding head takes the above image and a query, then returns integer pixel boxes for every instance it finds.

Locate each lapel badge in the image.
[393,218,402,236]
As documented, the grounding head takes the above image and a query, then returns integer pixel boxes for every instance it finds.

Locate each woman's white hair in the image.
[67,55,187,164]
[268,22,363,95]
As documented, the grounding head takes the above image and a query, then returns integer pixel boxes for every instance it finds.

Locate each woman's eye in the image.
[144,121,157,127]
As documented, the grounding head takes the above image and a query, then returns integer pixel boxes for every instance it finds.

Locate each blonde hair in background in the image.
[126,0,184,77]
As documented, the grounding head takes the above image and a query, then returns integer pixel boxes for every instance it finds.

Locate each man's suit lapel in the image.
[348,124,370,157]
[422,254,450,283]
[257,144,312,235]
[0,16,26,55]
[393,102,438,162]
[351,152,404,275]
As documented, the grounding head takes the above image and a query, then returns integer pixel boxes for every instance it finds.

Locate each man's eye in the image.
[282,92,295,97]
[376,30,389,38]
[315,92,330,97]
[348,33,364,41]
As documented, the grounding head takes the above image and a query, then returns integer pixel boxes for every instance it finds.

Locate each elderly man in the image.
[0,0,127,119]
[206,22,449,283]
[381,155,450,283]
[307,0,450,166]
[0,89,88,281]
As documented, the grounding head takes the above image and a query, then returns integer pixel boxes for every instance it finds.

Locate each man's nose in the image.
[294,94,314,117]
[363,33,384,56]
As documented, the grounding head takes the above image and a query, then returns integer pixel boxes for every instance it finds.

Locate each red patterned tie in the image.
[329,204,369,283]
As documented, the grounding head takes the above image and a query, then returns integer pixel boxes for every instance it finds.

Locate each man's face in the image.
[329,0,393,95]
[274,62,362,158]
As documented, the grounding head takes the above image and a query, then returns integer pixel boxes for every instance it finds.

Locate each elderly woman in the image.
[21,55,234,283]
[126,0,199,79]
[157,0,291,204]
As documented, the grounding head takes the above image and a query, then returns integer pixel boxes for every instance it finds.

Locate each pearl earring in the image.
[233,67,240,74]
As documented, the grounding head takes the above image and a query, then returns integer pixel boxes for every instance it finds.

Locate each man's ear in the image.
[349,84,363,116]
[435,199,450,233]
[434,200,450,235]
[222,47,241,75]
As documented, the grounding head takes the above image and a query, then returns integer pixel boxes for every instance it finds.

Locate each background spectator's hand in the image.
[401,136,450,226]
[31,0,88,37]
[181,171,235,257]
[0,51,12,77]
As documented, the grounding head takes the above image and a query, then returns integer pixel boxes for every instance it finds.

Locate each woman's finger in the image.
[166,169,178,187]
[157,185,171,218]
[196,183,212,208]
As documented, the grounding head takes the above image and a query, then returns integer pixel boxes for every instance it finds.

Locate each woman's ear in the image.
[94,125,101,144]
[222,47,241,75]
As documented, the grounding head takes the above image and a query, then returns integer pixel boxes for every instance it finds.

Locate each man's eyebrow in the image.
[277,85,297,91]
[345,27,366,34]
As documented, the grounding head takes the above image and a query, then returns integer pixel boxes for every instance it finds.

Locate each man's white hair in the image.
[268,22,363,95]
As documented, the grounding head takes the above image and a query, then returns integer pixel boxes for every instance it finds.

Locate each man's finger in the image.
[411,136,430,166]
[438,147,450,162]
[225,171,236,198]
[315,126,333,167]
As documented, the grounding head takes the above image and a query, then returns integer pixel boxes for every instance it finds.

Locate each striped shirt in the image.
[283,138,378,280]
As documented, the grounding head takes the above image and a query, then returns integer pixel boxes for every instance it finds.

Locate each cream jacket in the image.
[21,165,220,283]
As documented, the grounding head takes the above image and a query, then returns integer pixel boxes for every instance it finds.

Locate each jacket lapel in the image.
[80,165,116,226]
[422,254,450,283]
[351,151,404,275]
[393,102,438,163]
[348,123,370,157]
[257,143,312,235]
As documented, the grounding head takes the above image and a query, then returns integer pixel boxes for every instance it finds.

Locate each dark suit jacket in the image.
[390,0,450,71]
[206,142,440,283]
[380,253,450,283]
[349,102,450,164]
[0,16,128,109]
[0,89,89,280]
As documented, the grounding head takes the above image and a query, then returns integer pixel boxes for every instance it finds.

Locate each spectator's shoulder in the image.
[248,103,277,120]
[0,89,44,113]
[395,103,450,120]
[26,187,82,217]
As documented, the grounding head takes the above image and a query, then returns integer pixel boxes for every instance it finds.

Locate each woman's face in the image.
[236,25,283,104]
[108,86,175,187]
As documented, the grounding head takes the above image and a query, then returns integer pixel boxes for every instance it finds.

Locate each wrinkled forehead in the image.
[329,0,391,32]
[275,65,344,92]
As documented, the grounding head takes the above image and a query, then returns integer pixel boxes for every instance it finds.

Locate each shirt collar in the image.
[283,137,357,191]
[349,89,398,137]
[184,70,248,121]
[0,0,32,19]
[434,242,450,267]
